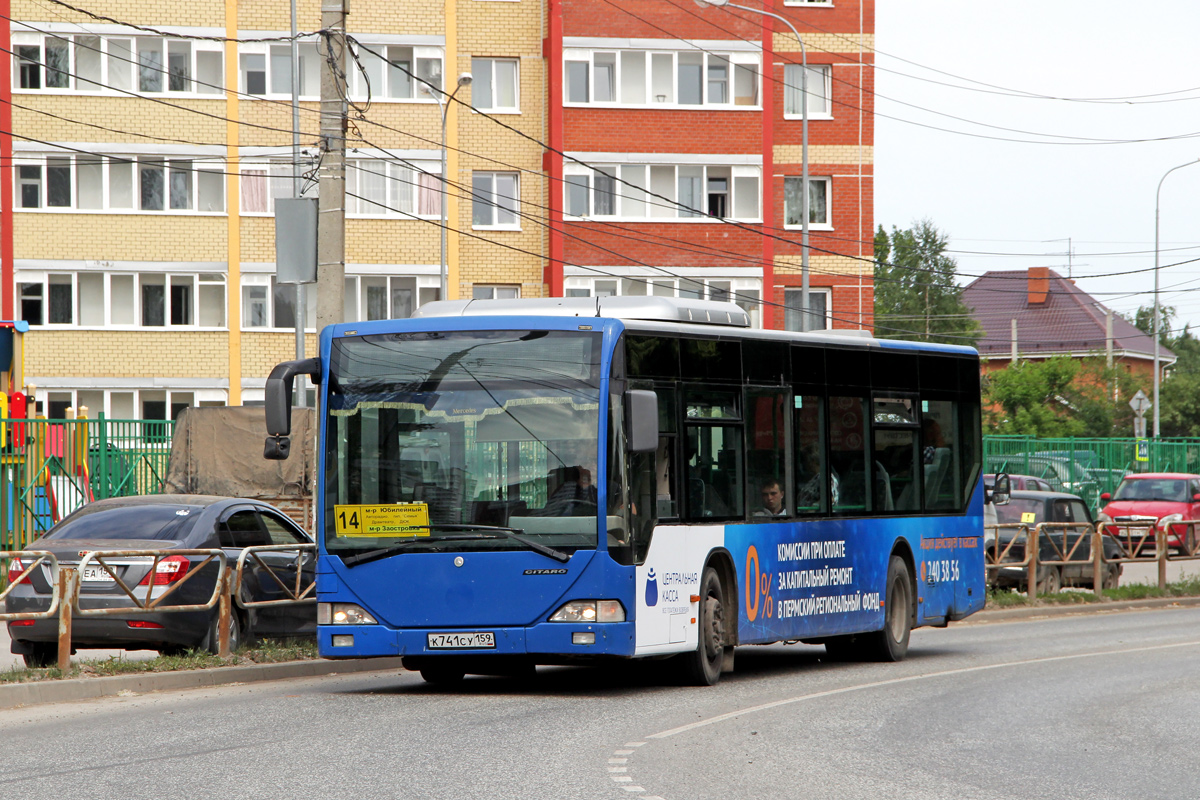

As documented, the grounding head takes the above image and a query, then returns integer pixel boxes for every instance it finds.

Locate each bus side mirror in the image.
[626,389,658,453]
[264,357,321,460]
[989,473,1011,506]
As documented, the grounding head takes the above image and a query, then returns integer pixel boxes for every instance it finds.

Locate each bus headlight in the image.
[549,600,625,623]
[319,602,377,625]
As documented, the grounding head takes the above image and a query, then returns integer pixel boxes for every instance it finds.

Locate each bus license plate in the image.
[427,632,496,650]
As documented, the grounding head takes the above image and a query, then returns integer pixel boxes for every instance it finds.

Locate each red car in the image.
[1097,473,1200,552]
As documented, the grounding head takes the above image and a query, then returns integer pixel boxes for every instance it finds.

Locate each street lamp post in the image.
[426,73,473,301]
[1153,158,1200,438]
[695,0,809,330]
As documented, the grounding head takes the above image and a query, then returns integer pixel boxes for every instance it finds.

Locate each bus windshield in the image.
[324,329,604,556]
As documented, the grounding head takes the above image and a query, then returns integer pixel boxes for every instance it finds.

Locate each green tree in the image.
[1132,303,1200,436]
[874,220,982,345]
[983,356,1145,437]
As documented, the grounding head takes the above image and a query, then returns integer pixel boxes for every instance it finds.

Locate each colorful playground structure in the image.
[0,321,174,551]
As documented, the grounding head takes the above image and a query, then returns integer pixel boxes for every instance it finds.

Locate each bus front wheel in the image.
[683,567,727,686]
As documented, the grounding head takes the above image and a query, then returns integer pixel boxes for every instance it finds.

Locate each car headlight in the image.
[549,600,625,623]
[1159,514,1184,529]
[318,602,377,625]
[1097,512,1113,526]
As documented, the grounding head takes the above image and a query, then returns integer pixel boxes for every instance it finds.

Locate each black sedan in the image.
[989,490,1122,593]
[5,495,315,667]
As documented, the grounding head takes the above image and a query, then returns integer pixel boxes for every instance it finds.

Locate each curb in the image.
[965,595,1200,624]
[0,656,407,710]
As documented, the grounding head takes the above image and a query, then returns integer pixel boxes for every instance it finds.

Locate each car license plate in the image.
[427,632,495,650]
[81,565,115,582]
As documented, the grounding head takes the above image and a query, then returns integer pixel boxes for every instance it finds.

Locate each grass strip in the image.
[0,639,319,684]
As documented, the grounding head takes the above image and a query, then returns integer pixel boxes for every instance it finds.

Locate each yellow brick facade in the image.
[11,0,551,413]
[772,32,875,53]
[774,145,874,165]
[774,254,872,277]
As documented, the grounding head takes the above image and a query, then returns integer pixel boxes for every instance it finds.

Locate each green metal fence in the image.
[983,436,1200,509]
[0,417,174,551]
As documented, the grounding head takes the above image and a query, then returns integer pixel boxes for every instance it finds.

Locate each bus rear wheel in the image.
[862,555,913,662]
[683,567,726,686]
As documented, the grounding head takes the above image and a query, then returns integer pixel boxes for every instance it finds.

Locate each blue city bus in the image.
[264,297,985,685]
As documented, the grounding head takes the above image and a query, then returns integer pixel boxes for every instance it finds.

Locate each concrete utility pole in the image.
[290,0,306,399]
[316,0,348,335]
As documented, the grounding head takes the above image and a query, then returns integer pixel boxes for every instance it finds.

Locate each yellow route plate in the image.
[334,504,430,537]
[1020,512,1037,524]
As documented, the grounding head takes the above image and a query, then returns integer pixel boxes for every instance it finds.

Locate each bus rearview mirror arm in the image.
[626,389,659,453]
[264,357,322,460]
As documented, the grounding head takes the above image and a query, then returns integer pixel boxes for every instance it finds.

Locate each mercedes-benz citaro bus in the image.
[263,297,985,686]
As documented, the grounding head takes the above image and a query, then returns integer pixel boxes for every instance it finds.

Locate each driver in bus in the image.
[544,465,599,516]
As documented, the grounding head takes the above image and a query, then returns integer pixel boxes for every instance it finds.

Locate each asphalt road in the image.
[2,608,1198,800]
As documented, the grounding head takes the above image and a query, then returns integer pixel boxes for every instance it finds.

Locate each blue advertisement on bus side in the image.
[724,516,982,643]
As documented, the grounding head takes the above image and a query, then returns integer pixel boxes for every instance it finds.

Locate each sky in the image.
[874,0,1200,332]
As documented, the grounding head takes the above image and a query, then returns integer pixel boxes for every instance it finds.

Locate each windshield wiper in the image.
[339,524,571,567]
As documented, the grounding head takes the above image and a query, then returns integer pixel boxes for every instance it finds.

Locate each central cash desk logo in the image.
[645,568,658,606]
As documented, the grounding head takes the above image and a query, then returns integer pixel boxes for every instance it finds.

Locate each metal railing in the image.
[986,519,1200,601]
[2,543,314,671]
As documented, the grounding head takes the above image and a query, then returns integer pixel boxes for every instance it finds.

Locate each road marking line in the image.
[613,776,633,783]
[608,758,628,764]
[614,749,634,755]
[648,639,1200,739]
[608,767,627,773]
[624,742,647,747]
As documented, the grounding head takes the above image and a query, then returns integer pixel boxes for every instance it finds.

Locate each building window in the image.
[472,285,520,300]
[342,275,441,322]
[563,163,759,221]
[564,276,761,327]
[240,158,318,214]
[241,276,316,330]
[783,288,830,331]
[343,158,442,217]
[471,57,519,111]
[16,271,225,328]
[13,155,224,214]
[783,64,831,117]
[343,44,442,101]
[783,176,830,227]
[238,43,321,98]
[472,172,519,228]
[13,33,222,95]
[563,48,758,108]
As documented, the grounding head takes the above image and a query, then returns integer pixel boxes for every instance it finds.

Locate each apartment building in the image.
[2,0,873,418]
[548,0,874,331]
[1,0,546,417]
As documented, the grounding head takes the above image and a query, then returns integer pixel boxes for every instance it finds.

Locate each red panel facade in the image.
[549,0,874,332]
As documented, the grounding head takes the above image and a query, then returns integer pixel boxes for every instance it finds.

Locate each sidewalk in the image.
[0,656,406,710]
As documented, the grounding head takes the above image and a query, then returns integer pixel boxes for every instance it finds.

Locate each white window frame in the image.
[783,64,832,119]
[15,270,227,329]
[343,44,444,102]
[240,274,318,331]
[471,171,521,230]
[239,157,320,215]
[563,163,760,222]
[12,154,226,215]
[12,31,224,97]
[783,0,834,6]
[343,274,442,322]
[563,48,759,109]
[470,57,520,113]
[344,158,443,219]
[783,176,831,230]
[564,274,762,327]
[783,287,831,331]
[471,285,521,300]
[237,41,322,100]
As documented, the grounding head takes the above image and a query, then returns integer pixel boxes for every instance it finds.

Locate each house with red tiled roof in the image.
[961,267,1175,384]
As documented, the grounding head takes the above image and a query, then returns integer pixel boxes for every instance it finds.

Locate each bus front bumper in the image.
[318,620,636,660]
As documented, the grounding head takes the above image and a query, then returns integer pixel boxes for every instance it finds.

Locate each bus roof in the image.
[409,297,976,357]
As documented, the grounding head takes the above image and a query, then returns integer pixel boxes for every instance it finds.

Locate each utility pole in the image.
[316,1,348,335]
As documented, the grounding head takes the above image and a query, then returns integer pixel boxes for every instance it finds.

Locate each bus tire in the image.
[862,555,913,662]
[683,567,726,686]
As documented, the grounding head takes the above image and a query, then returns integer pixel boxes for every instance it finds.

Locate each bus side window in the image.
[794,394,826,515]
[747,389,790,518]
[829,396,867,513]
